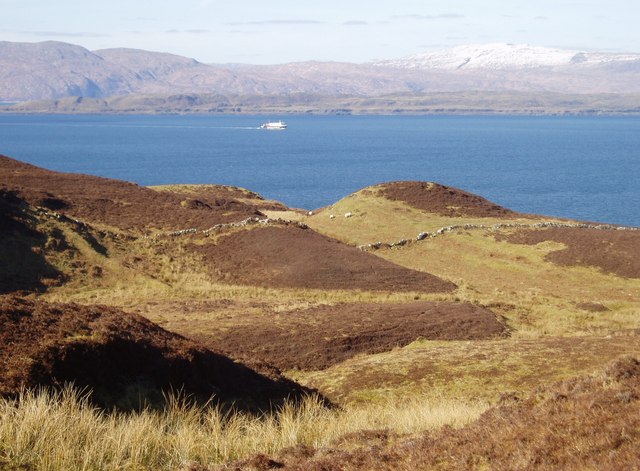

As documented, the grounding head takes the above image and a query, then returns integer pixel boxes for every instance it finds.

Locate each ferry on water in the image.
[260,120,287,130]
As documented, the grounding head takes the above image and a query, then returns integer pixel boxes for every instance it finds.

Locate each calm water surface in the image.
[0,114,639,226]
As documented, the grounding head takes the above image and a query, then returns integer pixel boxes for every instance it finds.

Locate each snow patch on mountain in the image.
[375,43,640,70]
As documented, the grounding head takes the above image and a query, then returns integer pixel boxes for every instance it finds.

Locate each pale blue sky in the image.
[1,0,638,63]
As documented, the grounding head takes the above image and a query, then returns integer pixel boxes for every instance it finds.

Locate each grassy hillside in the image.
[1,156,639,469]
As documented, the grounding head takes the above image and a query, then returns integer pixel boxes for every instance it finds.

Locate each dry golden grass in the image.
[295,335,640,405]
[0,387,485,471]
[45,270,442,311]
[377,231,640,336]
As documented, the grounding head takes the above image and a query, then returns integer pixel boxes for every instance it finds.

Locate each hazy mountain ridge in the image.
[2,40,640,110]
[0,41,134,100]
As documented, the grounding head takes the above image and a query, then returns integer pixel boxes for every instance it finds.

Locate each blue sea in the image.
[1,114,639,227]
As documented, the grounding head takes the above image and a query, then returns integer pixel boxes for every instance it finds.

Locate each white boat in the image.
[260,120,287,130]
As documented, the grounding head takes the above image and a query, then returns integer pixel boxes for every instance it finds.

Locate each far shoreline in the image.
[2,108,640,117]
[3,91,640,116]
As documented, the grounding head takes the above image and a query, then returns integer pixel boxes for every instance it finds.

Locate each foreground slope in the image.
[3,156,640,470]
[233,357,640,470]
[0,296,313,411]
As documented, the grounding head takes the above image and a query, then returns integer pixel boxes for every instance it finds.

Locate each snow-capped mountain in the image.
[375,43,640,70]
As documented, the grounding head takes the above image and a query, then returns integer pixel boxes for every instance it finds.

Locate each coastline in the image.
[3,91,640,116]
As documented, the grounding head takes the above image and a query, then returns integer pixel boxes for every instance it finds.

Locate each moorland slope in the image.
[231,357,640,470]
[1,155,639,469]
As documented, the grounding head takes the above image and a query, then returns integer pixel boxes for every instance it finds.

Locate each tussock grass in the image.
[0,387,485,471]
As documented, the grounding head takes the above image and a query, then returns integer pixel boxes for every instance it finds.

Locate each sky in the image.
[1,0,639,64]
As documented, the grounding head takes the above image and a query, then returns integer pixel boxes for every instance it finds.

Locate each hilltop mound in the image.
[0,155,264,231]
[234,357,640,470]
[501,227,640,278]
[379,181,520,218]
[195,224,456,293]
[0,296,314,411]
[201,301,507,371]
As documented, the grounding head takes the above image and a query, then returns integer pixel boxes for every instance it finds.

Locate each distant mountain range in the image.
[2,40,640,113]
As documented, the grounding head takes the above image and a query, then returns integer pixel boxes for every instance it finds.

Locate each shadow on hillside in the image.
[0,191,63,294]
[36,335,328,413]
